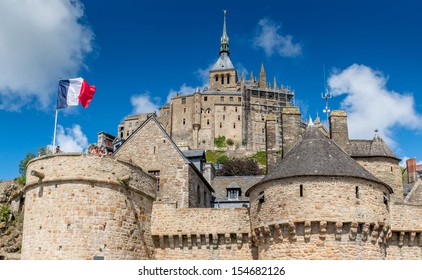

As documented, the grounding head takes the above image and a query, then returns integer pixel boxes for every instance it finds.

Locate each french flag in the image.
[57,78,96,109]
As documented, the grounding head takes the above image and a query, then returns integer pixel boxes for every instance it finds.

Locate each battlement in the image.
[252,220,391,246]
[26,153,156,199]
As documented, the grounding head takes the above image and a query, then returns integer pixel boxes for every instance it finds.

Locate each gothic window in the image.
[230,96,233,102]
[182,97,186,104]
[227,74,230,84]
[215,75,218,82]
[221,75,224,84]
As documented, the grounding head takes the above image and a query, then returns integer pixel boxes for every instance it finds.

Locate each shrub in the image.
[0,205,11,223]
[226,138,234,146]
[216,158,262,176]
[214,135,226,148]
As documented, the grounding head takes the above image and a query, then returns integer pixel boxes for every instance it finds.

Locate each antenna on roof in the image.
[321,64,332,128]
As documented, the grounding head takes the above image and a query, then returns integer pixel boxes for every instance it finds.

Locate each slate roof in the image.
[182,150,205,158]
[350,137,399,160]
[213,176,263,201]
[210,52,235,71]
[247,125,392,195]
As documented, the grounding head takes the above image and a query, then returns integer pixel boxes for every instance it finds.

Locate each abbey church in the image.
[8,12,422,260]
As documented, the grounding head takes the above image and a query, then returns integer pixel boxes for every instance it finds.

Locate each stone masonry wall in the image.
[22,154,156,260]
[151,202,254,260]
[115,119,191,207]
[248,176,391,259]
[355,157,403,202]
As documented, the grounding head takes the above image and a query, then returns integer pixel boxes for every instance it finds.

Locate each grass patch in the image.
[206,150,228,163]
[252,151,267,166]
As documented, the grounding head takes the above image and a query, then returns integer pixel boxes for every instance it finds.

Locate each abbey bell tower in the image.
[209,10,238,91]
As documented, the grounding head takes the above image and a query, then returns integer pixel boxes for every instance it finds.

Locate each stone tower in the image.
[281,106,301,158]
[21,154,157,260]
[209,10,238,91]
[247,124,393,260]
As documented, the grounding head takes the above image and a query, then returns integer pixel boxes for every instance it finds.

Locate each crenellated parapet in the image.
[251,220,392,247]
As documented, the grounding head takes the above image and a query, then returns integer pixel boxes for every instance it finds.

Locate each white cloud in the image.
[253,18,301,58]
[399,156,410,168]
[56,124,88,153]
[328,64,422,146]
[131,92,160,114]
[0,0,94,110]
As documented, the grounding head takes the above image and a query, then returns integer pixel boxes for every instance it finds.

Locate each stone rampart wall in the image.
[151,202,253,259]
[22,154,156,260]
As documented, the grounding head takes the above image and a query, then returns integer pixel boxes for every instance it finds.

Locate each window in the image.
[223,106,226,111]
[238,97,241,102]
[221,96,224,102]
[207,119,210,125]
[238,115,241,121]
[227,74,230,84]
[233,123,236,128]
[204,96,208,101]
[262,115,265,121]
[355,186,359,199]
[223,115,225,120]
[153,146,156,154]
[182,97,186,104]
[126,131,129,136]
[259,191,265,203]
[148,170,160,192]
[230,96,233,102]
[221,75,224,84]
[183,108,186,113]
[235,106,238,112]
[197,185,201,204]
[262,128,265,134]
[220,123,222,128]
[391,166,393,172]
[300,184,303,197]
[215,76,218,82]
[227,188,240,200]
[183,119,186,125]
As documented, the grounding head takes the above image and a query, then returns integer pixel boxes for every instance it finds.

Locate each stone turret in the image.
[259,63,266,89]
[247,125,393,260]
[22,153,156,260]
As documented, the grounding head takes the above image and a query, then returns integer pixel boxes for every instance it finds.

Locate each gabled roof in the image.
[113,115,190,164]
[350,137,399,160]
[247,125,392,195]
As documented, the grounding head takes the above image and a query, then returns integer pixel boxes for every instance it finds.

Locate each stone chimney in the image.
[281,106,301,158]
[329,110,350,154]
[265,114,278,174]
[406,158,417,184]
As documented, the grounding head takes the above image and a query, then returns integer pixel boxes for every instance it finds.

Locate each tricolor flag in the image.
[57,78,96,109]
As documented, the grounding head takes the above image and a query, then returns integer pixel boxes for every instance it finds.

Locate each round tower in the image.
[246,125,393,260]
[21,153,156,260]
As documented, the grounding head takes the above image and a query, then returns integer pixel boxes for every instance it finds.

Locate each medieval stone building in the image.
[115,11,294,152]
[15,12,422,260]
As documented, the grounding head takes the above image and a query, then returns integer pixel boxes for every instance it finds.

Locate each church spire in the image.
[219,10,230,55]
[259,62,267,88]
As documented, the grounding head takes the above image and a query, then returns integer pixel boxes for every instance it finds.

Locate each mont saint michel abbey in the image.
[3,11,420,261]
[109,11,294,152]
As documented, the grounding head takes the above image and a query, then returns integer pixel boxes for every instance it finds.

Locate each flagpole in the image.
[53,109,58,150]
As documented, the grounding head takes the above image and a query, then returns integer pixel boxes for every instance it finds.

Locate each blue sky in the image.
[1,0,421,180]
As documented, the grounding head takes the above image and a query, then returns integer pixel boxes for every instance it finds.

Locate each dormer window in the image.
[227,188,241,200]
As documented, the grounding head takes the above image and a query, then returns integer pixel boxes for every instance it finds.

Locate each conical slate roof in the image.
[247,125,392,195]
[350,137,399,160]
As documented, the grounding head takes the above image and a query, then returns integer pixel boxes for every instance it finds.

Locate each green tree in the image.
[18,152,35,177]
[38,145,53,156]
[226,138,234,146]
[214,135,226,148]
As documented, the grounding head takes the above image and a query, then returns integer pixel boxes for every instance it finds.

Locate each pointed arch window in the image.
[227,74,230,84]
